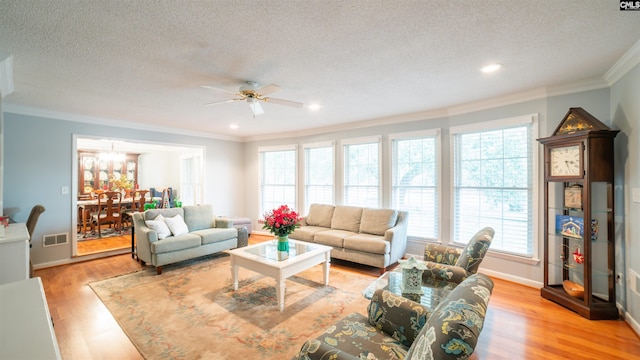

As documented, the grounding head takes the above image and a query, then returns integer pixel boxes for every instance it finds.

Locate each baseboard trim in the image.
[33,248,131,270]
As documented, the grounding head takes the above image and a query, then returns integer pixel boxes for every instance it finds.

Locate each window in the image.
[390,130,440,238]
[179,153,203,206]
[259,145,297,217]
[343,137,381,207]
[303,142,334,213]
[451,115,537,257]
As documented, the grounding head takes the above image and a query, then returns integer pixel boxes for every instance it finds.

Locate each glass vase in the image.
[277,235,289,252]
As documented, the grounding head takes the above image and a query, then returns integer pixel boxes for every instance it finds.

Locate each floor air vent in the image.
[43,233,68,247]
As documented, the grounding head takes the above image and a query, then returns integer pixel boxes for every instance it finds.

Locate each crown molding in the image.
[0,51,14,98]
[3,104,243,142]
[604,38,640,85]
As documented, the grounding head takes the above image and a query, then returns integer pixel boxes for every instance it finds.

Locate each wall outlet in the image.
[632,188,640,203]
[61,186,69,195]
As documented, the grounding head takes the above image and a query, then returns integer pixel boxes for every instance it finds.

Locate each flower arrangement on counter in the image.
[110,174,134,191]
[262,205,301,237]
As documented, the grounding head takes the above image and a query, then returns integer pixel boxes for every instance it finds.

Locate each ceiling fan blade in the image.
[257,84,280,96]
[265,97,304,108]
[250,101,264,116]
[201,85,238,95]
[204,98,239,106]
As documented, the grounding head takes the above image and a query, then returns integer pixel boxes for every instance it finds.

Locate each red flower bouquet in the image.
[262,205,301,237]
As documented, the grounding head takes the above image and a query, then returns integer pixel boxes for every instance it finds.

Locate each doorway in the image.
[73,136,204,257]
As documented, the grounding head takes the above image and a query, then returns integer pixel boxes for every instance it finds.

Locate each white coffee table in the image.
[227,239,332,311]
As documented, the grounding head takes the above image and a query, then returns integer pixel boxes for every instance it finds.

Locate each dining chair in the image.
[122,189,148,228]
[91,191,123,237]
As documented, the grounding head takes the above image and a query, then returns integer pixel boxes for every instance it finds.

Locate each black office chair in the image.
[26,204,46,278]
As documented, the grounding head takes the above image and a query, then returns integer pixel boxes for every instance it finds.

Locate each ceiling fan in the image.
[202,81,304,116]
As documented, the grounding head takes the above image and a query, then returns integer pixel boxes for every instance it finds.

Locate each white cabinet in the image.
[0,277,62,359]
[0,223,29,285]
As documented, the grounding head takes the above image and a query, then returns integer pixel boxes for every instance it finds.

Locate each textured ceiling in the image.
[1,0,639,141]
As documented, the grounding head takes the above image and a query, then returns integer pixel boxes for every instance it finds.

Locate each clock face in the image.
[550,145,581,177]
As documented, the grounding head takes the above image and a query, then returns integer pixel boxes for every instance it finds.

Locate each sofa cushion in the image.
[305,204,335,228]
[289,226,330,243]
[193,228,238,245]
[165,214,189,236]
[183,205,215,231]
[151,233,201,254]
[145,217,172,240]
[145,207,184,221]
[313,229,357,248]
[343,233,389,255]
[359,208,398,236]
[330,206,363,232]
[298,312,408,360]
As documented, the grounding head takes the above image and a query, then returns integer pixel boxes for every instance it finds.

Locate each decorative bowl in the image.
[562,280,584,299]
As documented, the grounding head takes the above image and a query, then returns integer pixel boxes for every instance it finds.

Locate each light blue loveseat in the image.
[133,204,246,274]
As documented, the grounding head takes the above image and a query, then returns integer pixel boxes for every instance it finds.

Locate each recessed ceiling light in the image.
[481,63,502,73]
[229,124,239,129]
[307,103,322,111]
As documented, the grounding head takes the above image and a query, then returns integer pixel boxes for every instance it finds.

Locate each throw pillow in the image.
[145,216,172,240]
[165,214,189,236]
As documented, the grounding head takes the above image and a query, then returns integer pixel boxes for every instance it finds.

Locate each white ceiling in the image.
[1,1,639,141]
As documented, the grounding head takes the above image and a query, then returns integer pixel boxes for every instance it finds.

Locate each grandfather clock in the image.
[537,107,619,320]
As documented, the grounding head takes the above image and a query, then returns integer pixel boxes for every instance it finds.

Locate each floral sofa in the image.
[289,204,408,273]
[423,227,494,284]
[296,273,494,360]
[132,204,248,274]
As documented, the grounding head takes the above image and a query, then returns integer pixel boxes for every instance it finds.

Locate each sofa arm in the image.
[296,339,360,360]
[422,262,470,284]
[215,218,233,228]
[384,211,409,265]
[132,212,158,264]
[367,289,430,347]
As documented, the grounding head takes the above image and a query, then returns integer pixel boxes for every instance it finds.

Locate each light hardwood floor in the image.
[35,234,640,359]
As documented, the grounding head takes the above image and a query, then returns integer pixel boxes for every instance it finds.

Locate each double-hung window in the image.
[343,137,381,208]
[303,142,334,214]
[179,152,203,206]
[390,130,440,238]
[259,145,297,217]
[451,114,537,257]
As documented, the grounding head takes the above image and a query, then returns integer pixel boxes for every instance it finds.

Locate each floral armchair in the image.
[296,273,494,360]
[422,227,494,284]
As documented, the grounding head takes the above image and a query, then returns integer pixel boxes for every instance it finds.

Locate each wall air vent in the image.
[42,233,68,247]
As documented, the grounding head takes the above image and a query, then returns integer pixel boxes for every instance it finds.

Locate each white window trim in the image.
[257,144,299,219]
[302,141,336,211]
[449,113,540,261]
[388,129,442,241]
[341,136,382,208]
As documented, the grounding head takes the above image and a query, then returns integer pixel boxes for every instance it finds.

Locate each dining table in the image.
[77,197,134,236]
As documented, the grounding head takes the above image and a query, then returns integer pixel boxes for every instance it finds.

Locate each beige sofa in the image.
[289,204,408,273]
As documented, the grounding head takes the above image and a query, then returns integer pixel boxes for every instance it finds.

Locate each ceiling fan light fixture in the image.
[481,63,502,73]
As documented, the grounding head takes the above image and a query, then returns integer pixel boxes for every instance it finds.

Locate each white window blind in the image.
[391,131,439,238]
[259,146,297,217]
[303,142,334,213]
[451,116,536,257]
[180,153,202,206]
[343,137,380,208]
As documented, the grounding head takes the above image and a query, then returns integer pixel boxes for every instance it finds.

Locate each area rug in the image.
[89,254,374,360]
[78,226,132,240]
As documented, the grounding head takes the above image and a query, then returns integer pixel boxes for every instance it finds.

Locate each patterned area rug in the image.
[89,254,373,359]
[78,226,132,240]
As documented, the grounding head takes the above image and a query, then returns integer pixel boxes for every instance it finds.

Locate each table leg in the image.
[230,258,239,291]
[323,252,331,286]
[277,278,286,311]
[131,224,135,259]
